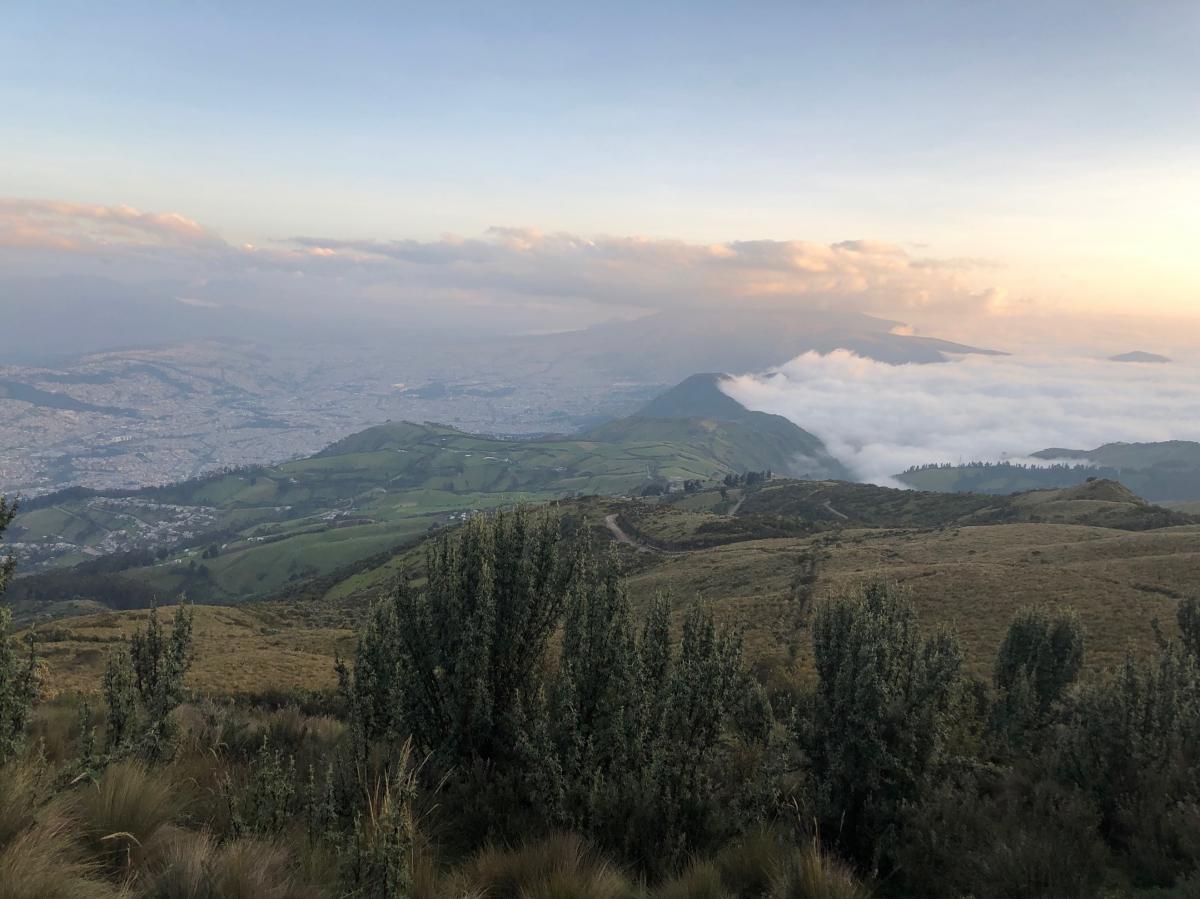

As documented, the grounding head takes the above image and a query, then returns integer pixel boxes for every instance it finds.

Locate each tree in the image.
[104,601,194,758]
[1058,646,1200,884]
[802,581,963,871]
[991,605,1084,747]
[343,508,574,767]
[0,496,37,765]
[1178,597,1200,660]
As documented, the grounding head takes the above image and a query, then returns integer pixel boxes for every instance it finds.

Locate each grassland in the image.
[24,478,1199,696]
[10,414,807,616]
[28,604,353,698]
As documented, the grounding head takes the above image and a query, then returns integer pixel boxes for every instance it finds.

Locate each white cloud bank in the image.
[721,351,1200,485]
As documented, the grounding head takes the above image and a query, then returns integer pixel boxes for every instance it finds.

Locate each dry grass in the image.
[24,509,1200,698]
[770,838,869,899]
[24,605,353,697]
[0,761,127,899]
[75,761,187,877]
[450,833,639,899]
[138,827,327,899]
[623,521,1197,678]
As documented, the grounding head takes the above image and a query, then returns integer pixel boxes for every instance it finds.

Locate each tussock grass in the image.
[652,861,729,899]
[770,839,869,899]
[76,761,186,876]
[651,832,868,899]
[451,833,638,899]
[139,827,327,899]
[0,766,125,899]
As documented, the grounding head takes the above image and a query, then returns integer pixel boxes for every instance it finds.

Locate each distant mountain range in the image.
[899,440,1200,502]
[1110,351,1171,363]
[514,308,1003,383]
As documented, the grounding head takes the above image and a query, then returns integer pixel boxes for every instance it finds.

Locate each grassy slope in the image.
[31,604,354,698]
[12,419,793,610]
[29,479,1196,696]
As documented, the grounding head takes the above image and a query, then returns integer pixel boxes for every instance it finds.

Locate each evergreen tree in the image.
[991,604,1084,746]
[803,581,963,871]
[345,508,573,768]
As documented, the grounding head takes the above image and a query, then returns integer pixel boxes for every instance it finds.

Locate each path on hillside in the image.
[604,513,653,552]
[823,500,849,520]
[728,493,747,516]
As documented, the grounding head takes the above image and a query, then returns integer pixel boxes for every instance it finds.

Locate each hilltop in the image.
[586,373,848,479]
[1110,350,1171,363]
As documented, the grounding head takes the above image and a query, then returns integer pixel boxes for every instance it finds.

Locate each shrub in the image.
[990,605,1084,749]
[0,605,38,766]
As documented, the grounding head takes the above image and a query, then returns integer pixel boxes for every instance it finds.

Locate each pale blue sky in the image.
[2,1,1198,314]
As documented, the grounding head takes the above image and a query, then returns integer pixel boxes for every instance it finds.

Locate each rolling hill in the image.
[5,375,842,621]
[23,476,1200,697]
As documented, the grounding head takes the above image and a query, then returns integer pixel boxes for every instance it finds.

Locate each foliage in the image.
[0,497,38,766]
[1057,645,1200,886]
[990,604,1084,748]
[103,603,194,759]
[802,582,963,871]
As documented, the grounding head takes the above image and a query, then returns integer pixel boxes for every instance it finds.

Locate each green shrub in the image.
[802,582,962,871]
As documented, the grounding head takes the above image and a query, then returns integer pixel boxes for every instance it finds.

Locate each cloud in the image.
[0,199,219,251]
[284,227,996,319]
[720,351,1200,485]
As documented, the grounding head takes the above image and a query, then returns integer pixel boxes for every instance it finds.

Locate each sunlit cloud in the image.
[0,199,219,250]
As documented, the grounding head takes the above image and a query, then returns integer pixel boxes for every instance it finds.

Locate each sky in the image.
[1,0,1198,342]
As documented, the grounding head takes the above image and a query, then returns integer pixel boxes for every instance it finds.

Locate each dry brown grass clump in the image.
[75,761,187,877]
[449,832,639,899]
[139,827,327,899]
[0,761,127,899]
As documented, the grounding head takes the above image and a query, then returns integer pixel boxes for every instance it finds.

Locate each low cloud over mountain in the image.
[721,351,1200,485]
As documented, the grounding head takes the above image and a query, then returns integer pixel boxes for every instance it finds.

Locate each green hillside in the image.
[589,372,848,479]
[6,378,842,620]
